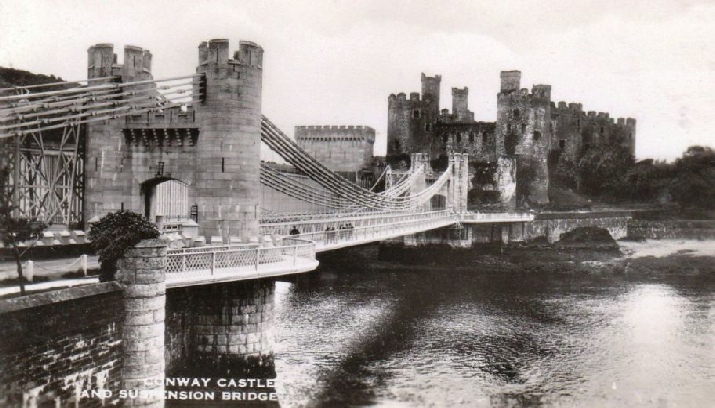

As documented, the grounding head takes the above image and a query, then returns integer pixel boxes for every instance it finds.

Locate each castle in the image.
[295,125,375,186]
[388,71,636,207]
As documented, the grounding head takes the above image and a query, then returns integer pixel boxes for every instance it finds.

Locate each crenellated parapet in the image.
[550,98,637,158]
[295,125,375,173]
[87,43,153,82]
[84,39,264,241]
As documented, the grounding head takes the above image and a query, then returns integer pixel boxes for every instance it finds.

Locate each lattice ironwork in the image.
[2,121,85,226]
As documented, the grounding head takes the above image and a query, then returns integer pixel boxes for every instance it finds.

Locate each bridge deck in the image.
[163,210,533,286]
[165,256,318,288]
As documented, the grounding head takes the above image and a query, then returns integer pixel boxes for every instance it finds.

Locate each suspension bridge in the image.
[0,39,533,287]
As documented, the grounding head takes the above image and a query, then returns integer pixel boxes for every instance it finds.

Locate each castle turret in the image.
[451,87,474,122]
[500,71,521,94]
[193,39,264,240]
[421,73,441,119]
[87,43,115,79]
[496,71,551,206]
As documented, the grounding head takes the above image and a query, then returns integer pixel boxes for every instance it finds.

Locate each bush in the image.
[88,210,160,281]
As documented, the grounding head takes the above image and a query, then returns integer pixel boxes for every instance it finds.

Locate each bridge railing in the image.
[260,208,404,224]
[165,239,315,276]
[261,209,452,236]
[290,210,454,248]
[458,212,534,222]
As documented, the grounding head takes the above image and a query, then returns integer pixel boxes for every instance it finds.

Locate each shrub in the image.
[88,210,159,281]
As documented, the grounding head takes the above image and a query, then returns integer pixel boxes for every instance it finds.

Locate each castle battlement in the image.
[197,39,263,68]
[124,106,197,127]
[295,125,376,173]
[295,125,374,131]
[87,43,153,81]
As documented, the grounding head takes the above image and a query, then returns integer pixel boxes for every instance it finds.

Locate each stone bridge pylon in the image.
[407,152,469,213]
[85,39,264,241]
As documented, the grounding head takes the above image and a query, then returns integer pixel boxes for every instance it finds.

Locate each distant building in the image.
[387,71,637,206]
[295,125,376,186]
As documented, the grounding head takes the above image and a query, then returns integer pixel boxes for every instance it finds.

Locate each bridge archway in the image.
[140,177,189,222]
[430,194,447,211]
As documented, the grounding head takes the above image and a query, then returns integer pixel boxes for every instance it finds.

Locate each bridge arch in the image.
[140,177,189,222]
[430,194,447,210]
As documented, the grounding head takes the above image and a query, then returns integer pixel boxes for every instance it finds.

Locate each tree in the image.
[0,167,48,296]
[577,143,634,197]
[671,146,715,211]
[88,210,160,282]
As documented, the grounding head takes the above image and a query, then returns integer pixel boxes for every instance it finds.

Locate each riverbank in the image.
[344,238,715,278]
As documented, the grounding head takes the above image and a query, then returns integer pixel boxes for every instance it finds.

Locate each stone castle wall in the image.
[295,125,375,173]
[550,101,636,163]
[0,284,124,407]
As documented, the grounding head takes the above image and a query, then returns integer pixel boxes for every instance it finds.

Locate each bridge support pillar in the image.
[167,280,276,378]
[448,153,469,213]
[410,153,430,211]
[117,238,167,408]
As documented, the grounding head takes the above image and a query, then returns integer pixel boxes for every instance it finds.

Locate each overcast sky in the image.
[1,0,712,161]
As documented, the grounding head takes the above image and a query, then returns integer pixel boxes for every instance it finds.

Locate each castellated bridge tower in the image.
[193,39,264,241]
[496,70,551,206]
[85,43,157,226]
[84,40,263,241]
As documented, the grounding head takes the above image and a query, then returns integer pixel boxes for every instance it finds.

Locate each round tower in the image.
[193,39,264,241]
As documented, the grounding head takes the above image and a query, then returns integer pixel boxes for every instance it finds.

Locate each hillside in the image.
[0,66,65,90]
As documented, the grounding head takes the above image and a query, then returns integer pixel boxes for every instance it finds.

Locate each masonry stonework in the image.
[165,280,276,378]
[84,39,264,241]
[0,285,124,407]
[117,238,168,407]
[387,71,637,208]
[295,125,375,175]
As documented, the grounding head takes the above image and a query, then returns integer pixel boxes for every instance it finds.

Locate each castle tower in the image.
[500,71,522,94]
[387,93,412,157]
[495,71,551,206]
[421,73,441,120]
[451,87,474,122]
[193,39,264,240]
[84,44,156,225]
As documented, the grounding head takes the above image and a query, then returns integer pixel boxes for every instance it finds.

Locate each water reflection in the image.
[274,250,715,407]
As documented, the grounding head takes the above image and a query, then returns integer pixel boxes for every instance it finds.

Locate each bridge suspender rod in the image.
[261,164,353,206]
[260,165,353,208]
[262,122,436,210]
[260,172,346,209]
[261,117,412,208]
[262,124,411,210]
[260,121,385,208]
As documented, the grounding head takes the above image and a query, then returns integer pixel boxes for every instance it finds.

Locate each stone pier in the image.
[118,238,167,407]
[166,280,276,378]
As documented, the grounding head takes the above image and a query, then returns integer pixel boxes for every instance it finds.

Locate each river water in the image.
[272,244,715,407]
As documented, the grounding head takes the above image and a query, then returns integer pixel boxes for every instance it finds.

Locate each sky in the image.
[0,0,713,161]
